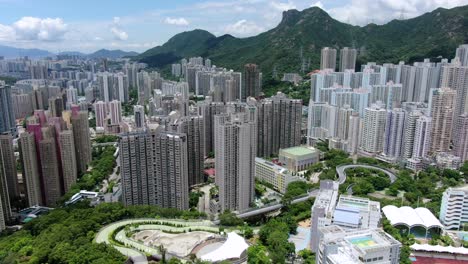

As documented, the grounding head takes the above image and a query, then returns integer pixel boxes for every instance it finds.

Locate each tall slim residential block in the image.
[0,84,16,136]
[66,87,78,108]
[71,111,92,174]
[360,103,387,154]
[412,116,432,159]
[339,47,357,72]
[214,109,257,212]
[166,114,205,186]
[320,47,337,70]
[134,105,145,128]
[336,105,354,141]
[369,82,403,110]
[402,110,423,159]
[0,134,18,199]
[94,101,107,128]
[39,132,61,207]
[346,112,361,154]
[441,66,468,136]
[0,138,12,224]
[59,130,77,193]
[120,132,151,206]
[153,132,189,210]
[257,93,302,157]
[49,96,64,118]
[428,88,455,154]
[453,114,468,161]
[18,132,42,206]
[242,64,261,100]
[455,44,468,66]
[109,100,122,125]
[120,130,189,210]
[383,108,406,159]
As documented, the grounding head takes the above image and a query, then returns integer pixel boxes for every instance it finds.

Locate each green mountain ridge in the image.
[137,6,468,75]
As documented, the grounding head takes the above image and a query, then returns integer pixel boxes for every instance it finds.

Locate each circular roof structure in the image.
[382,205,443,230]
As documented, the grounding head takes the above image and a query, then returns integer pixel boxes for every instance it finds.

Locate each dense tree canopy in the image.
[0,202,205,264]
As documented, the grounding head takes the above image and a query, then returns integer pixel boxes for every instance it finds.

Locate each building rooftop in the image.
[280,146,319,157]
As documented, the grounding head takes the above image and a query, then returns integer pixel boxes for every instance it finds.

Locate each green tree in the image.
[219,210,243,226]
[247,244,271,264]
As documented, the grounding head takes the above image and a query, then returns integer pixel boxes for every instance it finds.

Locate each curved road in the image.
[336,164,397,184]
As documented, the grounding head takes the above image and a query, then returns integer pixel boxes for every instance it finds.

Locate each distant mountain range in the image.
[0,45,54,59]
[136,5,468,76]
[0,46,138,59]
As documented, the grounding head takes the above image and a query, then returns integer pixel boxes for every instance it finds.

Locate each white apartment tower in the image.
[94,101,107,128]
[383,108,406,159]
[109,100,122,125]
[339,47,357,72]
[134,105,145,129]
[214,109,257,212]
[360,103,387,154]
[428,88,455,154]
[320,47,337,71]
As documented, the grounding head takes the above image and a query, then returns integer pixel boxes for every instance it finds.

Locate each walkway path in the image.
[95,218,219,263]
[336,164,398,184]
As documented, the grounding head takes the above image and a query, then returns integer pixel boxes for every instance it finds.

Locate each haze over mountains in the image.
[0,46,138,59]
[137,5,468,75]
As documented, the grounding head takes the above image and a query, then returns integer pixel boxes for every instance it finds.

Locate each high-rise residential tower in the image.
[453,114,468,161]
[257,93,302,157]
[120,130,189,210]
[0,134,18,199]
[242,64,261,100]
[39,128,62,207]
[428,88,455,154]
[383,108,406,159]
[455,44,468,66]
[0,84,16,136]
[360,103,387,154]
[320,47,337,70]
[71,111,92,174]
[59,130,77,193]
[339,47,357,72]
[109,100,122,125]
[18,132,42,206]
[94,101,107,128]
[134,105,145,128]
[214,109,257,212]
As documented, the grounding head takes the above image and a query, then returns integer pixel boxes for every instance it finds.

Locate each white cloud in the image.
[224,19,264,36]
[0,17,68,42]
[0,24,14,41]
[110,16,128,41]
[270,1,296,11]
[311,1,324,9]
[110,27,128,40]
[328,0,468,25]
[164,17,190,26]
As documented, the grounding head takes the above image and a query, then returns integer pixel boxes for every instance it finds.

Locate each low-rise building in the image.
[440,186,468,230]
[317,225,401,264]
[255,157,304,193]
[279,145,321,172]
[435,152,462,170]
[333,195,381,229]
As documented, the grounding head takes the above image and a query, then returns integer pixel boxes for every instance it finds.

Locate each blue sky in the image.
[0,0,467,53]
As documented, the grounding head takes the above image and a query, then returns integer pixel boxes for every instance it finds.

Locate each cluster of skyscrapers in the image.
[0,81,91,231]
[308,45,468,170]
[118,57,305,212]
